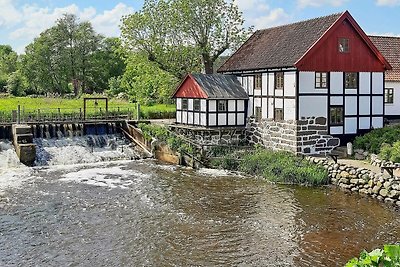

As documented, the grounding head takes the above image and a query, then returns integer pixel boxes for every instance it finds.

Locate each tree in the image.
[6,70,28,96]
[120,0,252,77]
[108,52,178,105]
[21,14,121,96]
[0,45,18,92]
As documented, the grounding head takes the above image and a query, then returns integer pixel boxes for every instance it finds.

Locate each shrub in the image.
[345,244,400,267]
[354,126,400,154]
[379,141,400,163]
[213,148,328,186]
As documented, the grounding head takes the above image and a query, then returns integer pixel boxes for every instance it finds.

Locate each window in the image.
[255,106,262,122]
[330,106,344,126]
[182,99,188,110]
[345,72,358,89]
[315,72,328,88]
[338,38,349,53]
[254,74,262,90]
[218,100,227,112]
[275,72,284,90]
[194,99,201,111]
[274,108,284,121]
[385,88,394,104]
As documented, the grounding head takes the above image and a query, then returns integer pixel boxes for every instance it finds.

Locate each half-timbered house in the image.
[369,35,400,120]
[216,11,392,154]
[172,73,248,127]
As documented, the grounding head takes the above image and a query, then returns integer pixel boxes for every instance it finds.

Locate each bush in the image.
[345,244,400,266]
[354,126,400,154]
[239,149,328,186]
[379,141,400,163]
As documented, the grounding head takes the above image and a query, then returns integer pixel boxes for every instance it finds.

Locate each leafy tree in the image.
[21,14,122,96]
[0,45,18,92]
[120,0,252,77]
[6,70,28,96]
[108,53,178,105]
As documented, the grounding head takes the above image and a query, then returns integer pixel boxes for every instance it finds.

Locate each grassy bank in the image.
[211,148,328,186]
[0,96,175,119]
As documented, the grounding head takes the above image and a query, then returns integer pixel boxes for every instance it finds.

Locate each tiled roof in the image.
[191,74,248,99]
[218,12,343,72]
[369,35,400,82]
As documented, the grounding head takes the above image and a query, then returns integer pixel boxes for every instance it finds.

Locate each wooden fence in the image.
[0,105,136,124]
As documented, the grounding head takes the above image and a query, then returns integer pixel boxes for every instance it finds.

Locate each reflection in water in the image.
[0,160,399,266]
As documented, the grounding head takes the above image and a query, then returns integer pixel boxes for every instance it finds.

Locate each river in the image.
[0,136,399,266]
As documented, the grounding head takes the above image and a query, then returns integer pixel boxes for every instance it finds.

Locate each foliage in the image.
[120,0,252,76]
[108,53,178,105]
[21,14,124,96]
[345,244,400,267]
[0,45,18,92]
[379,141,400,163]
[238,148,328,186]
[6,70,29,97]
[138,123,192,154]
[354,126,400,154]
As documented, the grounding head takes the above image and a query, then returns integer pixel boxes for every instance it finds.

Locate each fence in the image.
[0,105,136,124]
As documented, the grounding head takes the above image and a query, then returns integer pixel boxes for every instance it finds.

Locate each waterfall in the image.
[34,134,143,166]
[0,141,22,169]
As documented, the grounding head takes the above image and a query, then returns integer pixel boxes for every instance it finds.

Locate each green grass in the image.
[0,96,175,120]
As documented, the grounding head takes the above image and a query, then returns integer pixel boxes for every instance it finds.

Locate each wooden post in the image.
[137,103,140,121]
[17,105,20,124]
[37,109,41,121]
[58,108,61,120]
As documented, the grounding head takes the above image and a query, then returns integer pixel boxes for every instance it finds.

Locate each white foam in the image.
[197,167,242,177]
[59,166,150,189]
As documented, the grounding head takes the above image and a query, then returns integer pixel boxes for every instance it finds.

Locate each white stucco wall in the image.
[384,81,400,116]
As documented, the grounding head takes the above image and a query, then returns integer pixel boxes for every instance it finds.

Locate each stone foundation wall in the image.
[246,116,340,155]
[297,117,340,155]
[169,126,247,146]
[309,157,400,206]
[247,118,297,153]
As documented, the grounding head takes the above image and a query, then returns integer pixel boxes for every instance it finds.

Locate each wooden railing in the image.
[0,106,136,124]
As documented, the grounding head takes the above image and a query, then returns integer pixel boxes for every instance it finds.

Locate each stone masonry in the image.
[247,116,340,155]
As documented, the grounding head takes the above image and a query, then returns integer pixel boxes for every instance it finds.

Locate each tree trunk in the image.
[202,54,214,74]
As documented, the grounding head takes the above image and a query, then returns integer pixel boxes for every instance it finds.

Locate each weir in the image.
[0,119,149,166]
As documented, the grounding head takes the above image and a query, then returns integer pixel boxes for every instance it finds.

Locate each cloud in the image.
[235,0,290,30]
[368,32,400,37]
[91,3,134,37]
[297,0,348,8]
[0,0,22,27]
[376,0,400,6]
[6,2,134,54]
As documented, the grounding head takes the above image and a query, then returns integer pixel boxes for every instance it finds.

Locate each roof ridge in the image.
[256,11,344,33]
[369,35,400,39]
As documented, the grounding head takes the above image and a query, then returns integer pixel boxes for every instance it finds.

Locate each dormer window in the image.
[339,38,349,53]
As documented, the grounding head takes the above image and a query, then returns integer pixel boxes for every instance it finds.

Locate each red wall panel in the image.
[296,18,386,72]
[174,76,208,98]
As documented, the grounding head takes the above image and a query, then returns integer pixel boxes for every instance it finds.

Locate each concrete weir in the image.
[12,124,36,166]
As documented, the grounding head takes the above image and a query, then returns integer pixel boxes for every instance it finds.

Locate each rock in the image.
[351,187,359,192]
[384,182,392,189]
[372,185,382,194]
[388,190,399,198]
[340,171,350,178]
[359,189,369,195]
[385,198,395,204]
[350,179,359,185]
[396,201,400,207]
[377,195,384,201]
[339,178,349,184]
[355,153,366,160]
[379,188,389,197]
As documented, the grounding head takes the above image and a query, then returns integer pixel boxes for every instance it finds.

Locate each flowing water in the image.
[0,136,399,266]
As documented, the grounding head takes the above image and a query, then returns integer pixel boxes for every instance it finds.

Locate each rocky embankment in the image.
[307,156,400,206]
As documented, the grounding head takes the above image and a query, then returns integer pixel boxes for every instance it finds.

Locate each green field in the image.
[0,96,175,120]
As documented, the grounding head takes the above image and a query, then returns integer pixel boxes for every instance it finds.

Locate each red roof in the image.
[218,11,391,73]
[369,36,400,81]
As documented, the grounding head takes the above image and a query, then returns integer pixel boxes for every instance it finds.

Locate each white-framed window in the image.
[182,99,188,110]
[315,72,328,88]
[274,108,284,121]
[254,74,262,90]
[385,88,394,104]
[275,72,284,90]
[345,72,358,89]
[339,38,349,53]
[194,99,201,111]
[330,106,344,126]
[218,100,227,112]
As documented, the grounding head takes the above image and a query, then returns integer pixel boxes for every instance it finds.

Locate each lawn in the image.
[0,96,175,120]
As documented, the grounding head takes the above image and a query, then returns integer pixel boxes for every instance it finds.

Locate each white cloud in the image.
[5,2,134,54]
[235,0,290,30]
[297,0,348,8]
[376,0,400,6]
[368,32,400,37]
[250,8,290,29]
[91,3,134,37]
[0,0,22,27]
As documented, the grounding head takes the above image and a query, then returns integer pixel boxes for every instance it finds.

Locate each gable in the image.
[296,13,391,72]
[369,36,400,81]
[173,75,208,99]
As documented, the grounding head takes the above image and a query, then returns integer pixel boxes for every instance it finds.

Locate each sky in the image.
[1,0,400,54]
